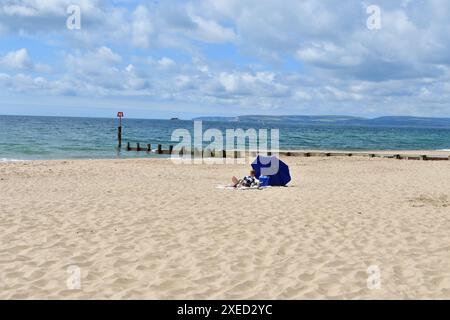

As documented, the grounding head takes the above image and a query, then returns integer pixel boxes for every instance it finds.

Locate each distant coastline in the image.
[2,113,450,128]
[192,115,450,128]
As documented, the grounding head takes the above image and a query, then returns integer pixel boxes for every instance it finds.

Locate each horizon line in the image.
[2,113,450,121]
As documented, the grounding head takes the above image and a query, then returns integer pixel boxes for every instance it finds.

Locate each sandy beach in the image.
[1,155,450,299]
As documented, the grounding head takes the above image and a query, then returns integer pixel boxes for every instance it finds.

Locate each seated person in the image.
[232,170,260,188]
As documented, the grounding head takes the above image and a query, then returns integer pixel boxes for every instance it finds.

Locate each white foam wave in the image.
[0,158,26,162]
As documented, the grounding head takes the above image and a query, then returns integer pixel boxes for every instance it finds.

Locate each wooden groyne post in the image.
[117,112,124,148]
[119,144,450,161]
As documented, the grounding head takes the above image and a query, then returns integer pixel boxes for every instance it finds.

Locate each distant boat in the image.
[170,117,180,121]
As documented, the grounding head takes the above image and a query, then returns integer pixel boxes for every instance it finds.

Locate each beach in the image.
[1,155,450,299]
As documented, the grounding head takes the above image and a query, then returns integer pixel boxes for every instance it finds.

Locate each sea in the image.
[1,115,450,161]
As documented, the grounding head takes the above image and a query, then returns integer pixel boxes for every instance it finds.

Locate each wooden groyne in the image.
[116,115,449,161]
[277,151,450,161]
[120,142,450,161]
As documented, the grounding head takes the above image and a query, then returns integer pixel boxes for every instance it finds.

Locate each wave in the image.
[0,158,27,162]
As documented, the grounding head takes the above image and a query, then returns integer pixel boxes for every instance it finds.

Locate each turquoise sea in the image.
[1,115,450,161]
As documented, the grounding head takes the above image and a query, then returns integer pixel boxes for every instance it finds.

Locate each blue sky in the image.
[1,0,450,119]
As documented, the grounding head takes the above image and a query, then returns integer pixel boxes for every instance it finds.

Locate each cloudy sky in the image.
[1,0,450,119]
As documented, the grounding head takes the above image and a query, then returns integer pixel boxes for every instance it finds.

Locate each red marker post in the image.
[117,112,124,148]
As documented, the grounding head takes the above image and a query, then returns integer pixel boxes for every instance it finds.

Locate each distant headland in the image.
[192,115,450,127]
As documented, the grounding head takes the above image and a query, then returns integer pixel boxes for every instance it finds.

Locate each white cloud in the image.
[0,48,33,70]
[212,71,289,98]
[296,42,363,68]
[189,15,236,43]
[61,47,153,95]
[0,72,58,93]
[132,5,153,48]
[0,48,52,73]
[158,57,175,69]
[96,46,121,64]
[66,46,121,76]
[123,64,150,90]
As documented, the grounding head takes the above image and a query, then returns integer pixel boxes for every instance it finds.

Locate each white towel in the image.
[216,185,269,190]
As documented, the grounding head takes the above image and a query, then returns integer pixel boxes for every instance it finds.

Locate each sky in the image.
[1,0,450,119]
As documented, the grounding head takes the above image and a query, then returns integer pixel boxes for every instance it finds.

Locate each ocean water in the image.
[1,115,450,161]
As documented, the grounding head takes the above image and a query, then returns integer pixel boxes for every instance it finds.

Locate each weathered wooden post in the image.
[126,142,130,151]
[169,145,174,155]
[117,112,124,148]
[222,150,226,158]
[117,126,122,148]
[157,144,162,154]
[147,144,151,152]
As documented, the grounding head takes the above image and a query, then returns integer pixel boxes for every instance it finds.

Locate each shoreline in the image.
[2,149,450,163]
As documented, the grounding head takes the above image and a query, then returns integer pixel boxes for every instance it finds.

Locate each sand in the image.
[1,156,450,299]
